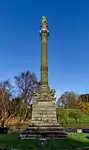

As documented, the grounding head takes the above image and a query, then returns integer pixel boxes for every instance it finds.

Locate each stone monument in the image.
[20,16,67,139]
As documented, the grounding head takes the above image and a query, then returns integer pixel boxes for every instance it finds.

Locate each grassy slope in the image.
[56,108,89,126]
[0,133,89,149]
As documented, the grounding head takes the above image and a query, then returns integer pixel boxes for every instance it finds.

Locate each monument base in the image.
[20,125,67,139]
[20,93,67,139]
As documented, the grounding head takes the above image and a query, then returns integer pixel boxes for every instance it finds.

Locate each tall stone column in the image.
[20,16,67,139]
[40,16,50,93]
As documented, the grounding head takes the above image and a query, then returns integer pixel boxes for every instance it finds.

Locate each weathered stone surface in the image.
[20,16,67,139]
[32,96,59,126]
[20,88,67,139]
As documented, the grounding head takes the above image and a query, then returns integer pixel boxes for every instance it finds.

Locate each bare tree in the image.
[57,91,79,108]
[0,80,12,123]
[14,70,40,120]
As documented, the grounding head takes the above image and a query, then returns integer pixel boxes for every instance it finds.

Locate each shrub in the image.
[68,111,80,123]
[57,108,68,125]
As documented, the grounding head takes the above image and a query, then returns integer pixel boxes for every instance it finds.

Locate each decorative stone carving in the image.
[33,88,55,102]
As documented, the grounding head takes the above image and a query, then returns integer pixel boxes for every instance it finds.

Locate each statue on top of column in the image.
[42,16,47,24]
[41,16,48,32]
[40,16,49,35]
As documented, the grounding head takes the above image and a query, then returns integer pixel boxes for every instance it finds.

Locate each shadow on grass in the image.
[0,133,89,149]
[46,137,89,150]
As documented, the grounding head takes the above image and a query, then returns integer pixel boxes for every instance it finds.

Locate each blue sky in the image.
[0,0,89,97]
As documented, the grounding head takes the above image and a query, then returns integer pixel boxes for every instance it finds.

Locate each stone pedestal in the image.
[32,98,59,126]
[20,90,67,139]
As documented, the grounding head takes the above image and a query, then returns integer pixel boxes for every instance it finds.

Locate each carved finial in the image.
[40,16,49,36]
[42,16,47,24]
[41,16,48,29]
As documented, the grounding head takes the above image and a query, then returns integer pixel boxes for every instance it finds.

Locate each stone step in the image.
[20,133,67,139]
[20,124,67,139]
[27,126,64,131]
[28,133,66,137]
[20,130,67,135]
[23,129,65,134]
[29,123,60,126]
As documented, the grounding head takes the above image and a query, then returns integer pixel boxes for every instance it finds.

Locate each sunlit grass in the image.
[0,132,89,149]
[56,108,89,126]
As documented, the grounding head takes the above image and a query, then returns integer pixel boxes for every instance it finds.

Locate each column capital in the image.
[39,16,49,37]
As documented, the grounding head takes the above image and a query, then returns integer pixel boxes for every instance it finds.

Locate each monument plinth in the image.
[20,16,67,139]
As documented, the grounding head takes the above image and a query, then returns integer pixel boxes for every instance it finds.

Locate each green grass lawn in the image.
[56,108,89,127]
[0,132,89,150]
